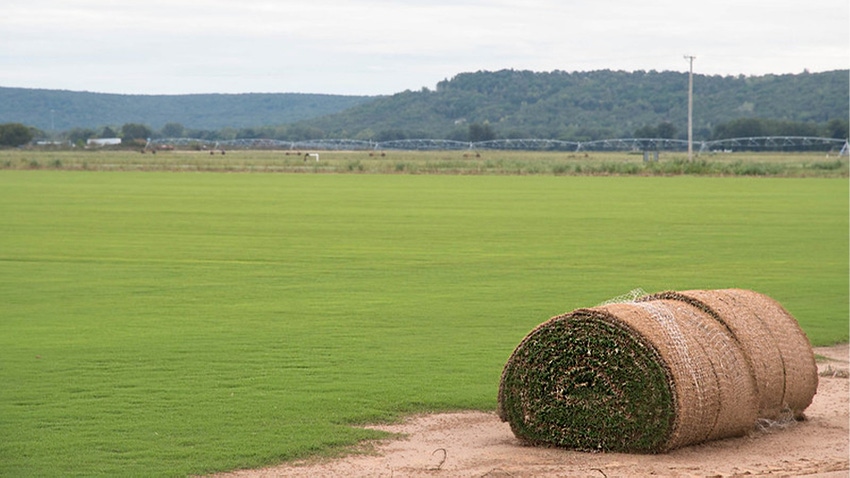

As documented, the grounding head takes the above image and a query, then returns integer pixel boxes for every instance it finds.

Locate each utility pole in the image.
[684,55,696,161]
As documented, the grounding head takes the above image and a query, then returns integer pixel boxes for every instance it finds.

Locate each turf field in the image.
[1,170,846,476]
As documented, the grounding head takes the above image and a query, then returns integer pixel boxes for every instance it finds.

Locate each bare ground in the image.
[216,344,849,478]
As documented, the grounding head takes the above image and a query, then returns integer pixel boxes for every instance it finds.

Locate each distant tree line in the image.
[5,69,848,148]
[0,88,374,132]
[0,123,36,147]
[298,69,848,142]
[4,114,845,150]
[44,117,848,148]
[711,117,848,140]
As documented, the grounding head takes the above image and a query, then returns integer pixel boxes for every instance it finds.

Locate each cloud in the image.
[1,0,847,94]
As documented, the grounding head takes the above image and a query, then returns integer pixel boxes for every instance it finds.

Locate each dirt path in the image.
[217,344,848,477]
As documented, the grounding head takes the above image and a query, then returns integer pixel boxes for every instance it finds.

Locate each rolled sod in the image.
[498,289,816,453]
[640,289,818,419]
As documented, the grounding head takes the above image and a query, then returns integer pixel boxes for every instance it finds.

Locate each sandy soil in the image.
[216,344,848,478]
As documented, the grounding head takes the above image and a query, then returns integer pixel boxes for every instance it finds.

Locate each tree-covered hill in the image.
[2,69,847,143]
[0,88,374,132]
[300,69,848,142]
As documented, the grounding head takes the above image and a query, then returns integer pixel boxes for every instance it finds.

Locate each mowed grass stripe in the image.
[0,171,846,476]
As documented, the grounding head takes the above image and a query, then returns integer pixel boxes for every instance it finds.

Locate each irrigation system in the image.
[149,136,849,153]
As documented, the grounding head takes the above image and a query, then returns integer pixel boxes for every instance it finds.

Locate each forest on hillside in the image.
[300,69,848,142]
[0,89,373,132]
[1,69,847,146]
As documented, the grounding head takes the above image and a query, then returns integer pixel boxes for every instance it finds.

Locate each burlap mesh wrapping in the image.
[642,289,817,418]
[497,289,816,453]
[640,289,785,418]
[729,289,818,417]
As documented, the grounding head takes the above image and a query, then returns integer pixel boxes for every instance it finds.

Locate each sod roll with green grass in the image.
[497,289,817,453]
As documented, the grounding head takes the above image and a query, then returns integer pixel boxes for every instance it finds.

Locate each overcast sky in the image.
[2,0,848,96]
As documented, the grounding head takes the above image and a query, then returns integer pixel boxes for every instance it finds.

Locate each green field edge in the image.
[2,149,848,177]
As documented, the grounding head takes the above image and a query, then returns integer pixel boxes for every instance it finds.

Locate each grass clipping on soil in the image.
[497,289,818,453]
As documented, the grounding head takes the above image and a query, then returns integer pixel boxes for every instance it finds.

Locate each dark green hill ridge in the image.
[2,69,847,142]
[0,88,374,131]
[302,69,848,141]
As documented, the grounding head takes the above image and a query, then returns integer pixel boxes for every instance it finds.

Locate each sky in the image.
[2,0,848,96]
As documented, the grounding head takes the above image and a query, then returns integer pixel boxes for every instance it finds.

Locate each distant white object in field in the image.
[86,138,121,146]
[304,153,319,162]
